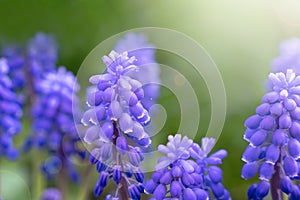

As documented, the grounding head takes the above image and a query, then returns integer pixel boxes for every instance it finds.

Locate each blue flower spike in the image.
[242,69,300,199]
[145,134,230,200]
[82,33,159,199]
[28,67,84,181]
[0,58,22,160]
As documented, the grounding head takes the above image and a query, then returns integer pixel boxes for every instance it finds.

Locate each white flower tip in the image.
[89,75,102,84]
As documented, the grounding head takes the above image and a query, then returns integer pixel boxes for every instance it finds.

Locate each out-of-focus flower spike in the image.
[0,58,22,160]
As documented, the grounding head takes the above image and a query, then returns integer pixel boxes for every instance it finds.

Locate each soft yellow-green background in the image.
[1,1,300,199]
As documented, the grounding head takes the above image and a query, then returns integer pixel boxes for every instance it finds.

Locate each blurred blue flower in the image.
[242,69,300,199]
[145,134,230,200]
[26,67,84,181]
[1,45,25,91]
[1,33,58,105]
[40,188,62,200]
[27,32,57,82]
[0,58,22,160]
[272,38,300,75]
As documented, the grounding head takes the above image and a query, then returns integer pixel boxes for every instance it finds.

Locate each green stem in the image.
[58,161,68,200]
[32,151,44,200]
[78,165,93,200]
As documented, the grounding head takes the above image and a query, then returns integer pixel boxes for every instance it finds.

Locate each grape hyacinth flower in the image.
[272,38,300,75]
[40,188,62,200]
[28,67,84,181]
[242,69,300,199]
[145,134,230,200]
[27,32,57,88]
[0,58,22,160]
[114,33,160,110]
[1,33,58,106]
[82,50,155,199]
[1,45,25,91]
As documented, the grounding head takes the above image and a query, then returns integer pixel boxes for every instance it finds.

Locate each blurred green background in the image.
[1,0,300,199]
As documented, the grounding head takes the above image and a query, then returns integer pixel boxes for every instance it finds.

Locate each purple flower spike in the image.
[242,68,300,199]
[0,58,22,160]
[82,33,159,199]
[145,134,230,199]
[28,67,83,181]
[1,46,25,91]
[27,33,58,88]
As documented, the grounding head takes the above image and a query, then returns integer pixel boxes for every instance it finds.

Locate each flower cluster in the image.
[145,134,230,200]
[27,32,57,83]
[0,58,22,160]
[1,45,25,91]
[242,69,300,199]
[40,188,62,200]
[272,38,300,75]
[1,33,57,104]
[26,67,84,181]
[82,50,153,199]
